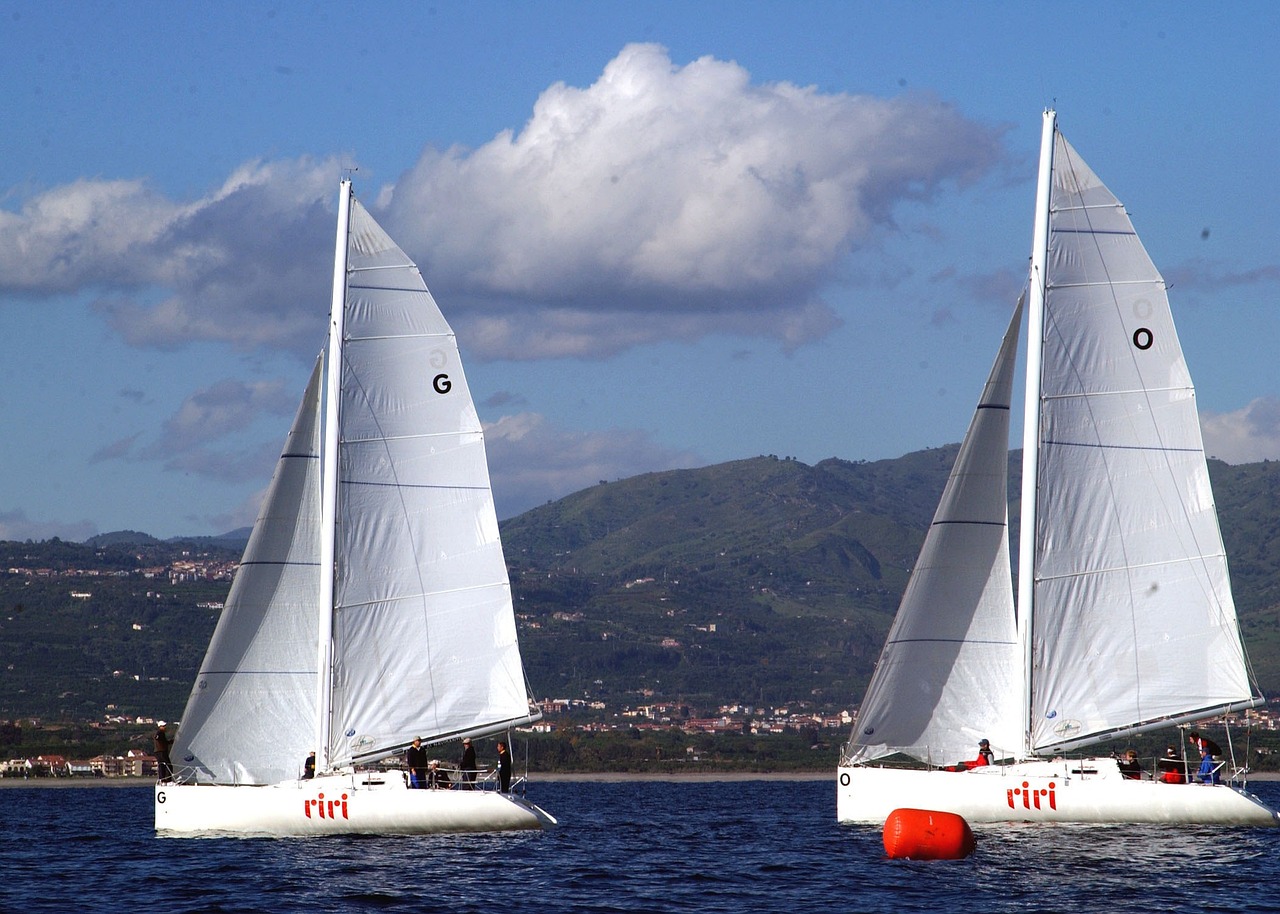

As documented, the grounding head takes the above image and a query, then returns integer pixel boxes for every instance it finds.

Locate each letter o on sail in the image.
[1132,328,1153,350]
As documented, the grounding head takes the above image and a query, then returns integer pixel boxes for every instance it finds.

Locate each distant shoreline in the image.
[2,771,830,789]
[4,769,1277,788]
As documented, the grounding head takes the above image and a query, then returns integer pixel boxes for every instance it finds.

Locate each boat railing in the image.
[404,765,530,795]
[160,763,534,794]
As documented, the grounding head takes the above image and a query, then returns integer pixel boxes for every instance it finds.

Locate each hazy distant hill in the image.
[83,528,251,550]
[2,449,1279,724]
[502,450,1280,711]
[83,530,162,548]
[502,450,1280,709]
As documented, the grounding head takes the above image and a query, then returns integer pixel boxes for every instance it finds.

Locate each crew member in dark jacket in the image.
[1117,749,1142,779]
[458,737,477,789]
[153,721,174,783]
[406,737,429,789]
[1188,731,1222,759]
[496,740,512,792]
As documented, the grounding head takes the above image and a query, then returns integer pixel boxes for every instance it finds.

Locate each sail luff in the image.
[1017,109,1057,760]
[315,178,351,772]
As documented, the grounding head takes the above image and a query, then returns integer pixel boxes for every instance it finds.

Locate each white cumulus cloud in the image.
[0,45,1006,362]
[383,43,1005,358]
[1201,397,1280,464]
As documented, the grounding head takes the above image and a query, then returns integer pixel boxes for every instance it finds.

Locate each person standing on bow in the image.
[496,740,512,792]
[153,721,174,783]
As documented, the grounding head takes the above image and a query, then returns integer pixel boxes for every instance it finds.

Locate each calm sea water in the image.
[3,778,1279,913]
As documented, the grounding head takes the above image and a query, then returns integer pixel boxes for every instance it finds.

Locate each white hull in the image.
[837,759,1278,827]
[155,772,557,837]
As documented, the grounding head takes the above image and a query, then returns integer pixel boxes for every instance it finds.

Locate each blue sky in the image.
[2,1,1278,541]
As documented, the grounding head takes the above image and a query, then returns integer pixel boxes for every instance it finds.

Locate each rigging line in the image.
[340,480,491,492]
[1054,202,1127,213]
[348,263,414,273]
[886,638,1017,646]
[197,669,317,676]
[1052,228,1135,236]
[343,429,484,443]
[1053,279,1160,288]
[1040,439,1202,454]
[345,332,453,343]
[932,519,1006,527]
[336,580,506,612]
[236,560,323,568]
[1035,553,1229,584]
[1043,385,1187,399]
[346,284,441,296]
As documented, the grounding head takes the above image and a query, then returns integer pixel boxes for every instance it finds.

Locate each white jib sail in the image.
[173,358,325,784]
[844,298,1024,766]
[1027,131,1258,751]
[327,196,534,767]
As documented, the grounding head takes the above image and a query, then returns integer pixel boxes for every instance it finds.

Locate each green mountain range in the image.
[2,448,1279,728]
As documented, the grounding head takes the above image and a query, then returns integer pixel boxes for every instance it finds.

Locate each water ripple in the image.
[2,779,1279,913]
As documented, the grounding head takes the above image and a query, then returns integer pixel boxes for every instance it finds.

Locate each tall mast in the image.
[1017,110,1056,759]
[315,178,351,772]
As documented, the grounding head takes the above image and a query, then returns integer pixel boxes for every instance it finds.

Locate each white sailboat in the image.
[837,110,1278,827]
[155,179,555,836]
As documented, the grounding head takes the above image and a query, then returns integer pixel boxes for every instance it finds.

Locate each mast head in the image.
[340,165,358,193]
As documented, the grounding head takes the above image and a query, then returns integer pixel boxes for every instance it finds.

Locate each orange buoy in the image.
[882,807,976,860]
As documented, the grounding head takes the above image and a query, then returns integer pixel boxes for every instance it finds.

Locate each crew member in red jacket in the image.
[947,738,994,771]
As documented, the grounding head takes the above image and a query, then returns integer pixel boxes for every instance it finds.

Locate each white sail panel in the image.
[845,300,1023,765]
[328,198,533,765]
[1028,133,1255,751]
[173,359,324,784]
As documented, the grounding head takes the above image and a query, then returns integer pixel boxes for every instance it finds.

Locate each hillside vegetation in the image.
[2,450,1280,729]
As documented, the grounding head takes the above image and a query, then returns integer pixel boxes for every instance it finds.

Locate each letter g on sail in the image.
[433,374,452,394]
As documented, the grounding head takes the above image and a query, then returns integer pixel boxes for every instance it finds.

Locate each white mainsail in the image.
[173,183,538,785]
[844,298,1024,766]
[1025,130,1258,752]
[328,195,535,767]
